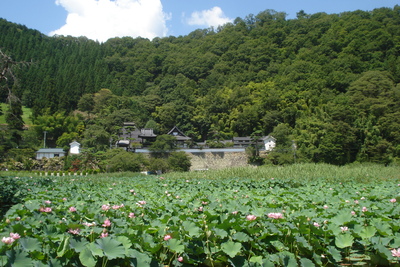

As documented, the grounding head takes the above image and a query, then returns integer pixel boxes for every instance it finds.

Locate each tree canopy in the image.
[1,6,400,165]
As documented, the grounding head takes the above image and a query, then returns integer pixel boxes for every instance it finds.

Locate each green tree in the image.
[32,111,81,147]
[149,134,177,157]
[5,94,24,145]
[167,151,192,172]
[1,50,27,146]
[105,150,146,172]
[81,124,111,152]
[77,93,95,114]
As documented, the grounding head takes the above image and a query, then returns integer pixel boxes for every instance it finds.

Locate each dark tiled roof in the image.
[36,148,65,153]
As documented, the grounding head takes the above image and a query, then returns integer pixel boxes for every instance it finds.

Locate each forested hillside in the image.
[1,6,400,166]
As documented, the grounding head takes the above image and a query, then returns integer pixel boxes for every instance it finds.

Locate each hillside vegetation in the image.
[1,6,400,166]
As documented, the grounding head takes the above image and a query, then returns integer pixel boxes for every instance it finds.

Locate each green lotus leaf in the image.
[24,200,41,212]
[335,234,354,248]
[327,246,342,262]
[221,240,242,258]
[6,249,33,267]
[79,247,97,267]
[278,251,298,267]
[359,226,376,239]
[116,235,132,251]
[182,221,201,237]
[271,240,288,252]
[69,238,89,253]
[56,235,70,257]
[249,256,263,264]
[374,223,392,236]
[331,210,353,225]
[88,241,103,257]
[232,231,250,242]
[213,228,228,239]
[374,243,392,259]
[295,236,312,250]
[300,257,315,267]
[166,239,185,253]
[95,237,125,260]
[129,250,152,266]
[19,237,41,252]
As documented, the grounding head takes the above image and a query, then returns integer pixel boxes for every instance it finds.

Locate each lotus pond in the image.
[0,170,399,266]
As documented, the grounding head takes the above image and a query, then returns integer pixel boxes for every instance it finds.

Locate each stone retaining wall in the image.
[188,151,249,170]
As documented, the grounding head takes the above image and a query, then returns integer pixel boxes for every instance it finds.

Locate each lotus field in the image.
[0,169,399,266]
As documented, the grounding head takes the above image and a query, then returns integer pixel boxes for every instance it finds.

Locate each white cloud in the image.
[186,6,232,28]
[50,0,169,42]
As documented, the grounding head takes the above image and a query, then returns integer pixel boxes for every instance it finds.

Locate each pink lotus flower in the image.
[83,222,96,227]
[354,200,359,204]
[340,226,349,232]
[198,207,203,212]
[39,207,52,213]
[323,205,329,209]
[1,237,15,244]
[9,233,20,240]
[102,219,111,227]
[232,211,238,215]
[137,201,146,205]
[178,256,183,262]
[390,198,396,203]
[246,215,257,221]
[268,213,284,219]
[100,232,108,238]
[101,204,110,211]
[44,200,51,204]
[128,212,136,218]
[351,211,356,216]
[69,207,77,212]
[362,206,368,212]
[68,228,80,235]
[62,198,67,201]
[392,248,400,257]
[313,222,320,228]
[164,234,172,241]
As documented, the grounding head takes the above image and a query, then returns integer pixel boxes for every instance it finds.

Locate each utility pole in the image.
[43,131,47,148]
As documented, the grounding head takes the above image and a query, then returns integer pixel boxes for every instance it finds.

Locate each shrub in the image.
[105,150,147,172]
[167,151,191,172]
[147,158,169,174]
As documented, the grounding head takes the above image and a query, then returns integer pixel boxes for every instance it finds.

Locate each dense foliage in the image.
[0,169,399,266]
[1,6,400,165]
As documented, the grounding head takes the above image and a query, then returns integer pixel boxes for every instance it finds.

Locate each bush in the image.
[105,150,147,172]
[167,151,191,172]
[149,135,177,157]
[147,158,169,174]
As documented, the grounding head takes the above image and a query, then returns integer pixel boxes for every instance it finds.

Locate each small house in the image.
[36,148,66,160]
[69,141,81,155]
[262,136,276,151]
[167,126,191,148]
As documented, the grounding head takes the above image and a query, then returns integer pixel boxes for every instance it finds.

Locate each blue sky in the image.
[0,0,398,42]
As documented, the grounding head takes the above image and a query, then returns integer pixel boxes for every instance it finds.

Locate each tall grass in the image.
[163,163,400,183]
[2,163,399,183]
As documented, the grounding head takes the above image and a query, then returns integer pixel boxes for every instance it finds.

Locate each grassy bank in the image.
[2,163,399,183]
